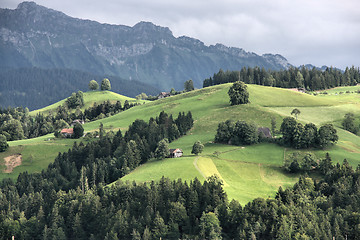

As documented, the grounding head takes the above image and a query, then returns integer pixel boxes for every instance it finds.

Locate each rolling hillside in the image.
[30,90,141,115]
[2,84,360,204]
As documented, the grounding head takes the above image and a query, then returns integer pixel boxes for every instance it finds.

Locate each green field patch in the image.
[1,138,76,180]
[121,156,203,183]
[317,85,360,94]
[213,159,297,204]
[268,104,360,125]
[30,90,140,116]
[219,143,285,166]
[248,85,336,107]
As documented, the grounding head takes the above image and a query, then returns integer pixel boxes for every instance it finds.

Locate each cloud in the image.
[1,0,359,69]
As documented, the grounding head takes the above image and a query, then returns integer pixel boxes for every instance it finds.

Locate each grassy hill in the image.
[30,90,141,116]
[2,84,360,204]
[0,90,141,180]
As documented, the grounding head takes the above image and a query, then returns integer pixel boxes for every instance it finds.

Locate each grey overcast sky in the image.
[1,0,360,69]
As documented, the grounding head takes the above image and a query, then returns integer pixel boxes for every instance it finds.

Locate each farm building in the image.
[258,127,272,138]
[158,92,171,99]
[61,128,74,138]
[71,119,85,126]
[169,149,183,158]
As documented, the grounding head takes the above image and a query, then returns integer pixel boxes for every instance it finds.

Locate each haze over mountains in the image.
[0,1,294,109]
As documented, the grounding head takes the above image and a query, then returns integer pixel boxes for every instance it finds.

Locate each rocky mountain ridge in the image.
[1,1,292,91]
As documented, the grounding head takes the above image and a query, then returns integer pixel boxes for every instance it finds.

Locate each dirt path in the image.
[3,154,22,173]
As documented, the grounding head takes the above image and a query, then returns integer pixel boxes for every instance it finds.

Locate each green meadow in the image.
[2,84,360,204]
[30,90,141,116]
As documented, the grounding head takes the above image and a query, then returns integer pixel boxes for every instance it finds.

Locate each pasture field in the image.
[30,90,140,116]
[2,83,360,204]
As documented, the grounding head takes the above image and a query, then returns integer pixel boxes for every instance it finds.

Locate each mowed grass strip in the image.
[195,157,228,186]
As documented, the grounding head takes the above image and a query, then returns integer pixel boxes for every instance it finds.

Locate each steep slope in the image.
[1,1,291,93]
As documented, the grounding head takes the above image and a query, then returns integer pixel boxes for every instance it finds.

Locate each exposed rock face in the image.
[0,1,292,90]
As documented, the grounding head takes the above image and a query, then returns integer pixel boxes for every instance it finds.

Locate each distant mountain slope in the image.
[0,1,292,92]
[0,68,159,110]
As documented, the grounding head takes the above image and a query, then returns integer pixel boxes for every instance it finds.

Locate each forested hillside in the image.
[0,68,159,110]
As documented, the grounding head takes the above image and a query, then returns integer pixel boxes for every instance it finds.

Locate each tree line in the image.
[0,98,138,141]
[203,66,360,91]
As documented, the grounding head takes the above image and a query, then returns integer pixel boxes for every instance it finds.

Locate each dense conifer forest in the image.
[203,66,360,91]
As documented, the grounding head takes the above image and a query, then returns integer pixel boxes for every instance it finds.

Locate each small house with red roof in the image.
[169,149,183,158]
[61,128,74,138]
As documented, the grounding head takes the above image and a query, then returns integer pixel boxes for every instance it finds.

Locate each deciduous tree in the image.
[228,81,249,105]
[88,80,99,91]
[0,134,8,152]
[101,78,111,91]
[191,140,204,155]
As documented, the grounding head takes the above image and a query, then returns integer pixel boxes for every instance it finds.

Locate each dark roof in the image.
[258,127,272,138]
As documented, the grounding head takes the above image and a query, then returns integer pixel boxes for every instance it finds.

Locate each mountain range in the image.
[1,1,293,109]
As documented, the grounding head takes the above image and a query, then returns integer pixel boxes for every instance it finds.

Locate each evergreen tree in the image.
[184,79,194,92]
[199,212,222,240]
[73,122,84,139]
[155,138,169,160]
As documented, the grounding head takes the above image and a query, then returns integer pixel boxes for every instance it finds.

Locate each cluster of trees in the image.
[82,100,137,122]
[284,152,333,174]
[88,78,112,91]
[1,148,360,239]
[214,117,338,150]
[280,117,338,149]
[215,120,259,145]
[203,66,360,91]
[0,99,138,141]
[342,112,360,135]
